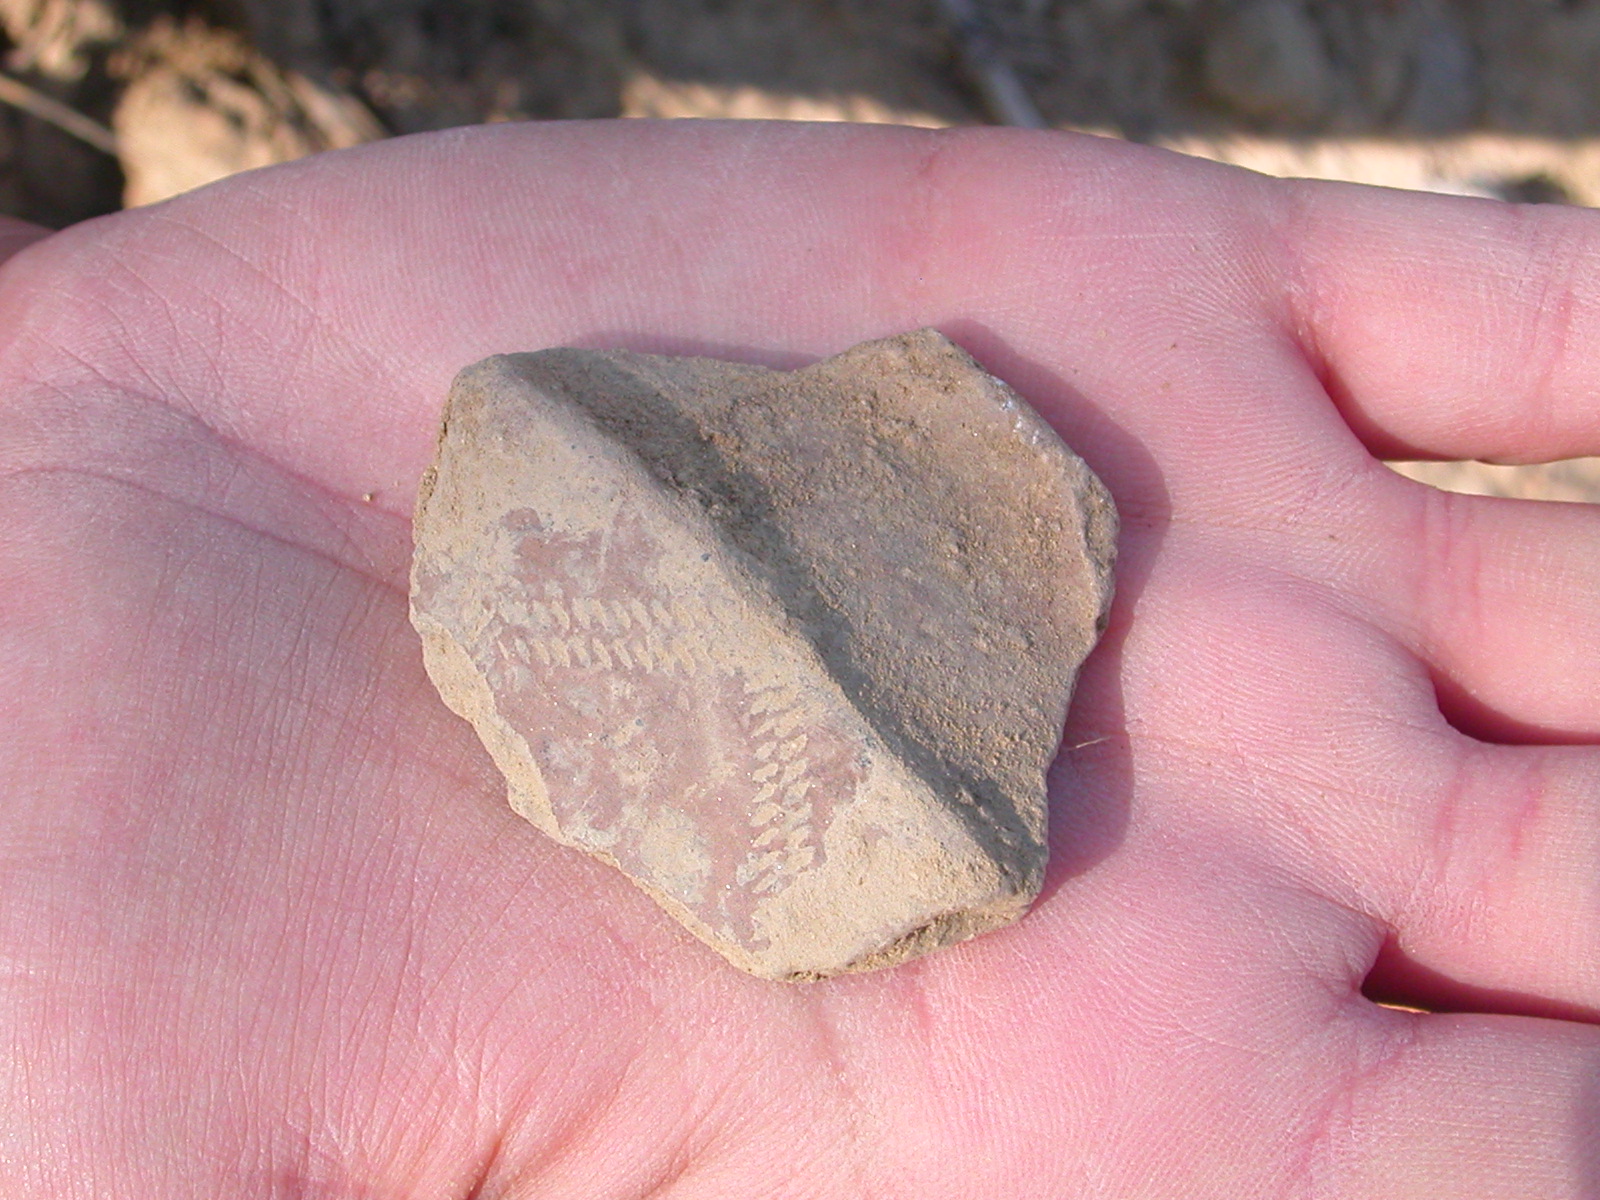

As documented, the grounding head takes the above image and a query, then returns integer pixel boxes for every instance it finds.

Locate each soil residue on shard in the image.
[410,329,1117,980]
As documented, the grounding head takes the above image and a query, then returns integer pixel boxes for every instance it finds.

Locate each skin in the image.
[0,119,1596,1198]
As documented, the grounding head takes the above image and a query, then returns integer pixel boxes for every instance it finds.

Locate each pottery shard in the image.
[410,329,1116,980]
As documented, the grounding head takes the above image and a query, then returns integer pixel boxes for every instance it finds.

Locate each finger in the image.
[832,843,1591,1199]
[1366,740,1600,1021]
[1100,557,1600,1016]
[1323,1011,1600,1199]
[0,121,1280,512]
[1287,179,1600,462]
[0,122,975,507]
[1360,478,1600,741]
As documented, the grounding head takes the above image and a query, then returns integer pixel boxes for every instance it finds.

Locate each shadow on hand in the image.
[943,318,1168,899]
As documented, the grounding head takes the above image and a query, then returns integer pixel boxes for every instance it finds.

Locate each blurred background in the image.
[1,0,1595,497]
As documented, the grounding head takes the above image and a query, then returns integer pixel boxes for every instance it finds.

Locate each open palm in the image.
[2,121,1595,1197]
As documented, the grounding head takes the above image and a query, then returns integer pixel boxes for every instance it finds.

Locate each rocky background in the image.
[2,0,1597,495]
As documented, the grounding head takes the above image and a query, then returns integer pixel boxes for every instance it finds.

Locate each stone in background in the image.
[111,19,381,207]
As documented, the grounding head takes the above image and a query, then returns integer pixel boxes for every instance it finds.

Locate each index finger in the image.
[0,121,971,511]
[1285,179,1600,463]
[0,120,1308,516]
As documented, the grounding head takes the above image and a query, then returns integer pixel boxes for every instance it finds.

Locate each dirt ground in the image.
[2,0,1598,498]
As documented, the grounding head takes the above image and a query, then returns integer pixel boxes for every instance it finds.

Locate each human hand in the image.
[1,120,1594,1197]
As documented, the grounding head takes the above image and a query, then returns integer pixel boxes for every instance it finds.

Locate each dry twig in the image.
[0,71,118,156]
[936,0,1047,129]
